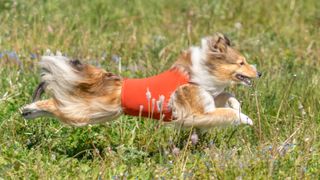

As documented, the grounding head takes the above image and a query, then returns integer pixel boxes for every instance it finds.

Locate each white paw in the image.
[239,113,253,125]
[234,111,253,126]
[20,103,45,119]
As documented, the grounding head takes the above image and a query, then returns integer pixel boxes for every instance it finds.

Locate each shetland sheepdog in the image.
[21,33,261,128]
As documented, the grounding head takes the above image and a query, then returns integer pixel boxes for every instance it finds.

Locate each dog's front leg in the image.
[170,84,252,128]
[21,99,60,119]
[173,108,252,128]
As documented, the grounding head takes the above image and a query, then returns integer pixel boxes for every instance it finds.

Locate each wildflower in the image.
[239,162,244,169]
[51,154,56,161]
[205,161,211,169]
[153,35,166,44]
[168,137,173,146]
[138,105,143,118]
[45,49,53,56]
[234,22,242,30]
[56,51,62,56]
[7,51,22,67]
[172,147,180,156]
[30,53,37,59]
[156,100,162,112]
[151,98,156,110]
[111,54,120,63]
[26,139,32,146]
[208,140,215,148]
[47,25,53,33]
[159,95,165,103]
[8,51,18,60]
[146,88,151,101]
[157,95,165,112]
[101,52,107,60]
[191,132,199,145]
[298,101,306,116]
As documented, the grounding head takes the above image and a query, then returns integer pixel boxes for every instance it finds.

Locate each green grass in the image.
[0,0,320,178]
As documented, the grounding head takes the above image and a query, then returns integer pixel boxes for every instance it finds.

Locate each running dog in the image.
[21,33,261,128]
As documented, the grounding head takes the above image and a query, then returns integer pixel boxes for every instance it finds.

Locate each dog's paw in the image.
[239,113,253,125]
[20,103,45,120]
[234,111,253,126]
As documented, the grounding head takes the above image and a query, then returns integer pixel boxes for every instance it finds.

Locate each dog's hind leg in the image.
[21,99,60,120]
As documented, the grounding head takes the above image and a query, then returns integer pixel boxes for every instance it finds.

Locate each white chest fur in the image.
[189,47,229,97]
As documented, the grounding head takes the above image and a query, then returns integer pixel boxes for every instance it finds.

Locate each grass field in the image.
[0,0,319,179]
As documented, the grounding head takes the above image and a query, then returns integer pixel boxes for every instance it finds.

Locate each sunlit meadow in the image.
[0,0,319,179]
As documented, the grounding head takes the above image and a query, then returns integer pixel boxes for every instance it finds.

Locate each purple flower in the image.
[191,132,199,145]
[7,51,22,67]
[172,147,180,156]
[111,54,121,63]
[30,53,37,60]
[8,51,18,60]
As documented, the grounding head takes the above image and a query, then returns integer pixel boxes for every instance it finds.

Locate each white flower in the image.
[172,147,180,156]
[156,100,162,112]
[191,132,199,145]
[146,88,151,101]
[159,95,165,103]
[156,95,165,112]
[56,51,62,56]
[152,98,156,111]
[234,22,242,30]
[45,49,53,56]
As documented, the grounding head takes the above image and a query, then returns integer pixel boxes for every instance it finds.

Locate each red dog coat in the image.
[121,69,189,121]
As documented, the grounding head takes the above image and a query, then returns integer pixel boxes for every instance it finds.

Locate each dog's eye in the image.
[70,59,82,66]
[70,59,84,71]
[239,61,245,66]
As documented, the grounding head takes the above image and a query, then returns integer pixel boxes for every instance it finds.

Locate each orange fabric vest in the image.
[121,69,189,121]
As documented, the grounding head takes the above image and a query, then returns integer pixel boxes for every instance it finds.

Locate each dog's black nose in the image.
[257,72,262,78]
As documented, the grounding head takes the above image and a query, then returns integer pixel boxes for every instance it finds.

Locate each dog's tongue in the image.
[32,82,46,102]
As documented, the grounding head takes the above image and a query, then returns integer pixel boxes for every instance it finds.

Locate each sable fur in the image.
[21,33,261,128]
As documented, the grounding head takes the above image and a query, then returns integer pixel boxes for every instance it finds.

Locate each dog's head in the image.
[200,33,261,86]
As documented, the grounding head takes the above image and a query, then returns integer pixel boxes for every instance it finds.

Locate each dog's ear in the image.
[201,33,231,54]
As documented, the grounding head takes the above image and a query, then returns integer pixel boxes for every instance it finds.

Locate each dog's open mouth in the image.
[236,74,252,86]
[32,81,46,102]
